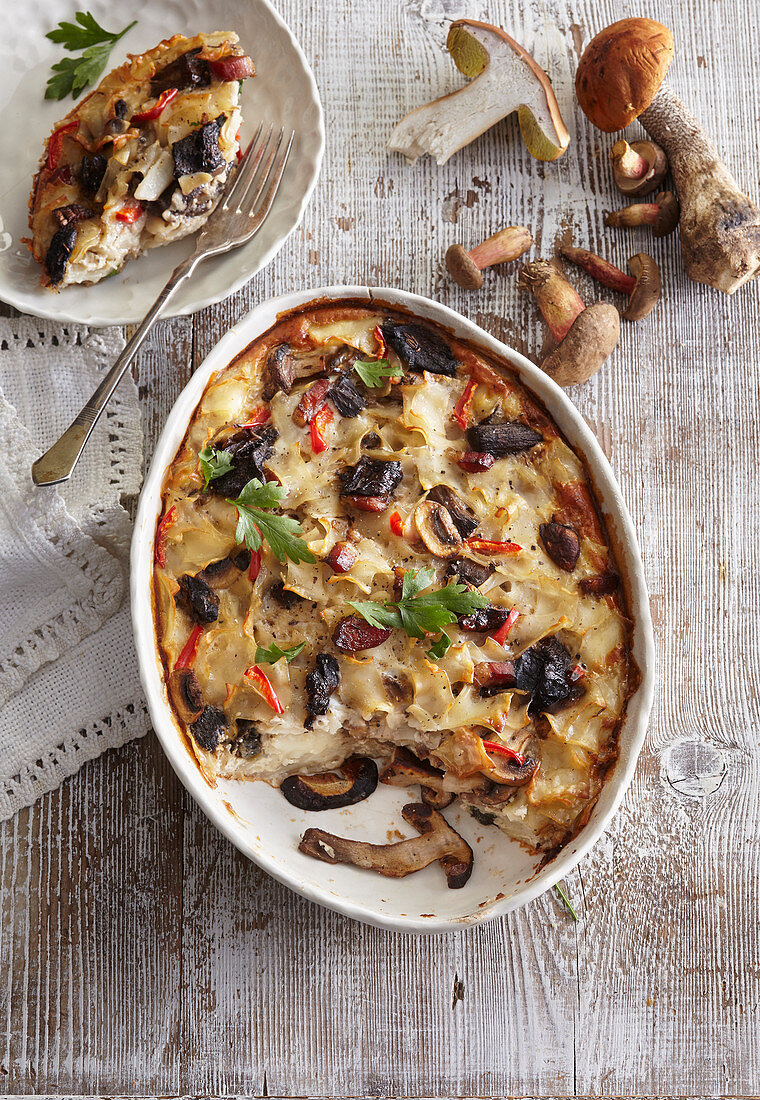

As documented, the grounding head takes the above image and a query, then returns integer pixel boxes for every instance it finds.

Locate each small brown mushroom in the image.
[380,746,456,809]
[167,668,204,725]
[299,803,474,888]
[576,18,760,293]
[280,756,378,811]
[262,343,326,400]
[413,499,463,559]
[426,485,479,538]
[610,139,667,197]
[198,548,251,589]
[605,191,680,238]
[446,225,532,289]
[520,259,620,387]
[539,519,581,571]
[559,244,662,321]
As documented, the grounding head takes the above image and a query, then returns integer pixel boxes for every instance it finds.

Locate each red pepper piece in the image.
[473,661,516,686]
[332,615,392,653]
[175,624,204,670]
[154,505,177,567]
[209,54,256,81]
[457,451,495,473]
[239,406,270,429]
[467,537,522,555]
[389,510,404,537]
[114,199,144,224]
[294,378,330,427]
[491,608,519,646]
[249,550,261,581]
[326,541,358,573]
[131,87,179,124]
[245,664,284,714]
[47,120,78,172]
[569,663,586,681]
[453,378,478,430]
[480,739,526,766]
[344,495,389,513]
[374,324,388,359]
[310,403,334,453]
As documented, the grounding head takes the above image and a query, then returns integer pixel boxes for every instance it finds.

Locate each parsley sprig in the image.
[353,358,403,388]
[554,882,579,921]
[198,446,234,490]
[254,640,306,665]
[45,12,137,100]
[348,567,488,640]
[227,479,315,566]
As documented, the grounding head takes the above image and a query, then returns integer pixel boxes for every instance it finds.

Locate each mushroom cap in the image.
[445,243,484,289]
[541,303,621,387]
[652,191,680,237]
[611,140,668,197]
[575,18,674,133]
[623,253,661,321]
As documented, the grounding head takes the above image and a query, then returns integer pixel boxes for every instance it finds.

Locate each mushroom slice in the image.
[426,485,479,538]
[280,756,378,811]
[388,19,569,165]
[299,803,474,888]
[414,499,463,559]
[167,668,204,725]
[198,548,251,589]
[380,747,456,810]
[261,343,326,400]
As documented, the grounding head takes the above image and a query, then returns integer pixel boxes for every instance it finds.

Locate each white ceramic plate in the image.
[0,0,323,325]
[131,287,655,933]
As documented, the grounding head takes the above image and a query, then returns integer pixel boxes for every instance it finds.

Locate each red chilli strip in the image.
[295,378,331,427]
[491,608,519,646]
[114,199,144,224]
[249,550,262,581]
[47,120,78,171]
[374,324,388,359]
[174,624,204,671]
[245,665,284,714]
[344,494,390,513]
[457,451,495,473]
[239,406,270,429]
[310,403,334,454]
[453,378,478,430]
[467,537,522,555]
[130,87,179,123]
[389,510,404,537]
[154,505,177,567]
[480,740,526,767]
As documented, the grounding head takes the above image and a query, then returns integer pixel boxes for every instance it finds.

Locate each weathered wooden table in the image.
[2,0,759,1094]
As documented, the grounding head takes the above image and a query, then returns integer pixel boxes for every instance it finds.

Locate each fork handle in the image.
[31,253,199,487]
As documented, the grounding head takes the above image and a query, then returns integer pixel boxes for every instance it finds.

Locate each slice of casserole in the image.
[27,32,255,289]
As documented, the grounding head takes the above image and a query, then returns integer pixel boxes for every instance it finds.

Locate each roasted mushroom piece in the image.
[380,746,455,809]
[426,485,480,538]
[328,372,366,417]
[539,519,581,572]
[172,114,225,177]
[198,548,251,588]
[380,321,459,377]
[339,457,403,499]
[299,803,473,888]
[207,425,278,498]
[176,572,220,624]
[466,418,543,456]
[281,756,378,811]
[228,718,262,759]
[445,557,493,587]
[413,499,463,559]
[305,653,341,728]
[167,668,204,725]
[262,343,326,400]
[190,705,227,752]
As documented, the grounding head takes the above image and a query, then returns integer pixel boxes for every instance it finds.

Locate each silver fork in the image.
[32,123,295,486]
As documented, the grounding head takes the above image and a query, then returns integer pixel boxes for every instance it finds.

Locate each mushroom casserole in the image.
[27,32,255,289]
[153,302,638,871]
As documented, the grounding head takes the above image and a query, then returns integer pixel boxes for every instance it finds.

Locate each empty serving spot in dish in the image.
[152,301,638,885]
[27,32,255,289]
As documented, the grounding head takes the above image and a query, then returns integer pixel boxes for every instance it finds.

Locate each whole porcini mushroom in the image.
[559,243,662,321]
[576,18,760,293]
[520,259,620,387]
[605,192,680,238]
[388,19,570,164]
[446,225,532,289]
[610,138,668,196]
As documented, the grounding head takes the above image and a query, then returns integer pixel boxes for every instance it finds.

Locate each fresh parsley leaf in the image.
[353,358,403,388]
[45,13,136,100]
[227,478,316,565]
[554,883,579,921]
[348,568,488,641]
[426,632,451,662]
[254,640,306,665]
[198,446,234,490]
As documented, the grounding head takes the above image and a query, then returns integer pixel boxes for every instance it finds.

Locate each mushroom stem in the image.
[469,225,532,268]
[639,83,760,292]
[610,139,649,180]
[519,259,586,341]
[559,244,636,294]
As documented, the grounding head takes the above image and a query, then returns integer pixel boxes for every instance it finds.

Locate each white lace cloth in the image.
[0,318,149,820]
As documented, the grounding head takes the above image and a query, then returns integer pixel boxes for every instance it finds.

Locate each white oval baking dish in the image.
[131,286,655,933]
